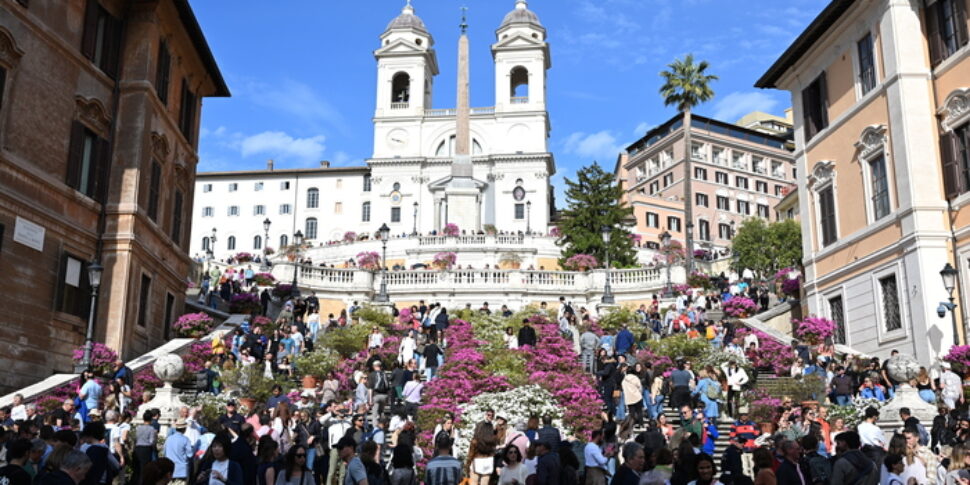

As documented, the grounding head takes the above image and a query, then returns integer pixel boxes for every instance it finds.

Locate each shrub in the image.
[781,278,801,297]
[318,324,372,358]
[596,306,638,332]
[357,251,381,270]
[794,316,836,345]
[723,297,760,318]
[250,316,274,334]
[271,283,293,298]
[229,293,261,314]
[172,312,215,338]
[646,334,709,364]
[234,252,254,263]
[734,327,795,375]
[944,344,970,373]
[354,305,394,328]
[687,271,713,290]
[563,254,598,271]
[443,223,460,236]
[253,273,276,286]
[221,364,286,403]
[294,348,339,379]
[72,342,119,376]
[343,231,357,243]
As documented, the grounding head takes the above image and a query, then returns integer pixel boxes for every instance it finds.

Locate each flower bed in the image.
[734,327,794,374]
[794,316,835,345]
[253,272,276,286]
[251,315,274,334]
[172,312,215,338]
[229,293,261,314]
[272,283,293,299]
[72,342,119,376]
[723,296,760,318]
[563,253,598,271]
[944,344,970,373]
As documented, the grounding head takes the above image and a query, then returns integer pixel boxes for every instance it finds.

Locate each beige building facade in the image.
[756,0,970,361]
[0,0,227,392]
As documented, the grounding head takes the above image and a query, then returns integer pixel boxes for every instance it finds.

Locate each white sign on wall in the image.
[13,216,45,252]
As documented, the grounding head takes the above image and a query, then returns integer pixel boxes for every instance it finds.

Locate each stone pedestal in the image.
[877,384,937,438]
[137,354,186,437]
[370,302,396,315]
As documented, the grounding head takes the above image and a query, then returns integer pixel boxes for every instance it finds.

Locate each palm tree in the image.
[659,54,717,275]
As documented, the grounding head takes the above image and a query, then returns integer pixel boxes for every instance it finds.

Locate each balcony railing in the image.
[390,102,409,110]
[511,97,529,104]
[425,107,496,117]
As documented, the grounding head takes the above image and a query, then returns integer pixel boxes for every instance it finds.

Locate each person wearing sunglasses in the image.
[275,445,314,485]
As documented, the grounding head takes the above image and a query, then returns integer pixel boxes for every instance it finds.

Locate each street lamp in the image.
[291,230,303,299]
[660,230,672,297]
[526,201,532,235]
[261,218,272,271]
[941,262,960,343]
[78,260,104,371]
[375,223,391,303]
[686,222,695,274]
[412,201,419,236]
[601,226,615,304]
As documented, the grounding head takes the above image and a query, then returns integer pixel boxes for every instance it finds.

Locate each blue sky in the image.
[193,0,827,200]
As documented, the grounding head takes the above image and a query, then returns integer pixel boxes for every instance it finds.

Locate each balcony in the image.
[390,102,409,110]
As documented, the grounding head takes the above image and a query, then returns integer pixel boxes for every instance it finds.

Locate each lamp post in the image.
[601,226,615,304]
[526,201,532,235]
[941,262,960,343]
[661,230,672,297]
[291,230,303,299]
[686,222,695,274]
[412,201,419,236]
[261,218,271,271]
[210,227,217,260]
[78,260,104,371]
[375,223,391,303]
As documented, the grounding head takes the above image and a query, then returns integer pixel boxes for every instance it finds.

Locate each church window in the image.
[515,204,525,220]
[307,188,319,208]
[391,207,401,223]
[227,236,236,250]
[510,66,529,103]
[253,235,262,250]
[391,72,410,107]
[305,218,318,239]
[279,234,288,248]
[362,202,371,222]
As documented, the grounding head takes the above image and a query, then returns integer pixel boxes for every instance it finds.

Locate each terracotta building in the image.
[0,0,227,392]
[756,0,970,361]
[616,112,796,254]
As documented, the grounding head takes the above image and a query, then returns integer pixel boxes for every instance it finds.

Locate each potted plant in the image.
[356,251,381,270]
[294,349,339,388]
[253,272,276,286]
[499,252,523,270]
[172,312,215,339]
[234,252,254,263]
[563,254,598,271]
[944,344,970,374]
[747,394,782,434]
[282,245,300,262]
[794,316,836,345]
[443,223,460,237]
[229,293,261,314]
[483,224,497,235]
[343,231,357,243]
[433,251,457,270]
[71,342,119,376]
[221,365,281,406]
[723,297,760,318]
[250,315,275,334]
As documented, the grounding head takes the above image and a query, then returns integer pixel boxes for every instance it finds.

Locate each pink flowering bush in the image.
[433,252,457,270]
[563,254,599,271]
[944,345,970,371]
[229,293,261,314]
[72,342,119,376]
[794,316,836,345]
[234,252,254,262]
[723,296,760,318]
[357,251,381,270]
[132,368,162,408]
[693,249,709,259]
[343,231,358,243]
[549,226,561,237]
[443,223,460,236]
[251,316,274,334]
[748,391,784,423]
[172,312,215,338]
[687,271,712,289]
[34,383,78,413]
[182,341,215,375]
[272,283,293,298]
[652,240,686,266]
[781,278,801,297]
[735,327,795,375]
[673,284,692,296]
[636,347,676,376]
[253,273,276,286]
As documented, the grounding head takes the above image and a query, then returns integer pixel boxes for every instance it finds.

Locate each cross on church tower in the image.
[460,6,468,33]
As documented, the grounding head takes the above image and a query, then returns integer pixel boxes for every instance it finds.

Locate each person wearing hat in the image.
[219,401,245,435]
[296,391,315,411]
[164,418,193,485]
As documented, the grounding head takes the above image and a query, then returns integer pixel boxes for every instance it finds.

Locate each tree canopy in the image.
[732,218,803,277]
[557,162,638,268]
[659,54,718,113]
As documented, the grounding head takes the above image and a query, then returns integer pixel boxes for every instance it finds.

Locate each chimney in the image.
[319,160,330,168]
[267,159,274,171]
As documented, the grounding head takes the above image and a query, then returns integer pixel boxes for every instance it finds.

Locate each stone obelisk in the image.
[444,8,481,231]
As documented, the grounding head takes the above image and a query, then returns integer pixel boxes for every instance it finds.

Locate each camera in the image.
[939,304,948,318]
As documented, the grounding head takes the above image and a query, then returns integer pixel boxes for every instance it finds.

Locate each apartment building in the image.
[0,0,227,391]
[617,112,796,252]
[756,0,970,361]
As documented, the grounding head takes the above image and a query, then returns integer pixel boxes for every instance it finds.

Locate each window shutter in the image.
[172,190,183,245]
[941,132,963,198]
[101,13,122,79]
[94,137,112,203]
[80,0,99,61]
[954,0,969,47]
[66,122,86,190]
[926,2,944,66]
[818,71,829,128]
[0,68,6,109]
[802,87,816,140]
[156,41,171,104]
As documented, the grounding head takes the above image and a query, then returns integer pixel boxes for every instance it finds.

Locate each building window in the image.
[66,121,109,202]
[172,190,183,246]
[649,181,659,194]
[163,292,175,340]
[802,72,829,141]
[80,0,122,78]
[228,183,238,192]
[363,174,372,192]
[227,236,236,250]
[646,212,659,228]
[857,33,877,95]
[713,147,727,165]
[696,193,709,207]
[334,202,343,214]
[716,196,730,211]
[819,186,838,246]
[307,188,319,208]
[179,80,197,143]
[362,202,371,222]
[755,181,768,193]
[927,0,969,66]
[667,216,681,232]
[280,204,291,215]
[255,182,263,191]
[203,184,212,193]
[663,173,674,187]
[281,181,290,190]
[305,218,318,239]
[735,176,749,190]
[515,203,525,219]
[56,253,92,319]
[391,207,401,223]
[829,296,846,344]
[869,154,891,219]
[147,161,161,222]
[879,273,902,332]
[201,237,210,251]
[254,205,265,216]
[691,142,705,161]
[694,167,707,180]
[715,172,728,185]
[752,157,765,174]
[718,223,732,240]
[279,234,289,248]
[253,235,262,250]
[698,220,710,241]
[155,40,171,104]
[202,206,213,217]
[757,204,769,218]
[775,185,785,196]
[336,179,343,190]
[736,200,750,215]
[228,206,240,216]
[941,124,970,198]
[137,274,152,327]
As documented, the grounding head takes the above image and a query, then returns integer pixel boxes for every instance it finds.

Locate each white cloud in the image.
[239,131,327,165]
[711,91,780,123]
[243,79,346,133]
[562,131,624,161]
[633,122,654,136]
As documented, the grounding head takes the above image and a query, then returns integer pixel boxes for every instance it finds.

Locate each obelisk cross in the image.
[460,6,468,34]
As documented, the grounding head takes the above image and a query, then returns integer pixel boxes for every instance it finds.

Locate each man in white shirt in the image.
[289,325,304,356]
[584,429,610,485]
[941,362,963,410]
[857,407,886,449]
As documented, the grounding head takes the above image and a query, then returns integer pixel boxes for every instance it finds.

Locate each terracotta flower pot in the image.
[239,397,257,413]
[302,375,318,389]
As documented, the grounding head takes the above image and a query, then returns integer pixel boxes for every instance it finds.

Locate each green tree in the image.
[659,54,718,275]
[558,162,637,268]
[732,218,803,277]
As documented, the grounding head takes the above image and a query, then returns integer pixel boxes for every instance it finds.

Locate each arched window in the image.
[510,66,529,102]
[362,201,371,222]
[280,234,289,248]
[434,136,483,156]
[202,237,210,251]
[227,236,236,250]
[253,235,262,250]
[391,72,410,106]
[306,188,319,208]
[305,218,318,240]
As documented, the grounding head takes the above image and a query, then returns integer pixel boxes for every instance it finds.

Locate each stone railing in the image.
[417,234,525,246]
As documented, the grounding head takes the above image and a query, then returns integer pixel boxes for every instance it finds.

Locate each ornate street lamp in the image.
[526,200,532,235]
[261,218,272,271]
[412,201,419,236]
[78,260,104,371]
[601,226,615,304]
[660,230,672,297]
[208,227,217,273]
[375,223,391,302]
[291,230,303,298]
[942,263,960,343]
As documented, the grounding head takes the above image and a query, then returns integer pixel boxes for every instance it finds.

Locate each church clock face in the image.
[386,129,410,150]
[513,186,526,201]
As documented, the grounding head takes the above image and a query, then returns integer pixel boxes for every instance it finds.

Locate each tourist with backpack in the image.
[830,431,878,485]
[692,367,721,420]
